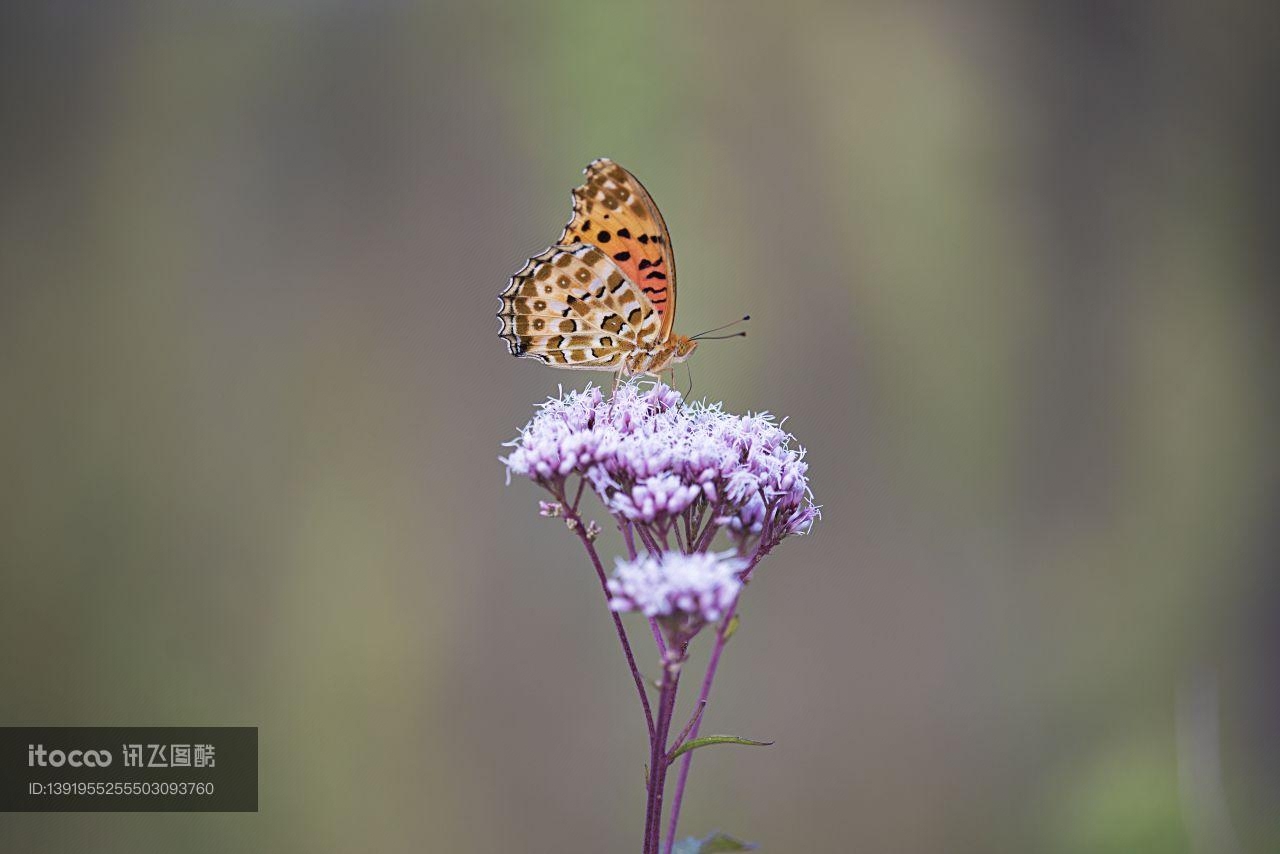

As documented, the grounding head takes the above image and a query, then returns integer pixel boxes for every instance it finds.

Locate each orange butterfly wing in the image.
[559,159,678,343]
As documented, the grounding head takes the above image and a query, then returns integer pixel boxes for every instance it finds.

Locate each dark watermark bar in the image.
[0,727,257,812]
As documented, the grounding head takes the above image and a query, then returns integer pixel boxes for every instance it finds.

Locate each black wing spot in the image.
[638,259,652,269]
[645,271,668,281]
[638,235,649,244]
[617,227,631,239]
[614,251,631,262]
[596,230,611,243]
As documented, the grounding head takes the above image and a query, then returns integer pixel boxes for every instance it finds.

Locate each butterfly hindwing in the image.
[559,159,678,341]
[497,243,661,370]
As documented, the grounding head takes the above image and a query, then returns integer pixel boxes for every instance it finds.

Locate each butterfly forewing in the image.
[559,159,678,341]
[497,243,660,370]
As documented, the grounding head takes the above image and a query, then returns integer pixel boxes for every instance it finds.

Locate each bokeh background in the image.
[2,2,1277,852]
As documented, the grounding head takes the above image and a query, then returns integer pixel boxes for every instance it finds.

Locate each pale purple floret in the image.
[607,551,746,623]
[502,381,819,552]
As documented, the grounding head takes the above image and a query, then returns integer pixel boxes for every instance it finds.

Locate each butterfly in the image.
[497,159,697,377]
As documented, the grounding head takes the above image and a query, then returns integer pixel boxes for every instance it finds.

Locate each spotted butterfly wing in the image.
[497,243,661,370]
[558,158,678,341]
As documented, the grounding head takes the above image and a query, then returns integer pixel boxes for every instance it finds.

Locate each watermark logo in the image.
[27,745,113,768]
[2,727,255,812]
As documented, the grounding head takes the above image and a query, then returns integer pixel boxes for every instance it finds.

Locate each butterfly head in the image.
[672,335,698,361]
[654,335,698,372]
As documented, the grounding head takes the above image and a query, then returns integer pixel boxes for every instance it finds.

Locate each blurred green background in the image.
[2,2,1277,852]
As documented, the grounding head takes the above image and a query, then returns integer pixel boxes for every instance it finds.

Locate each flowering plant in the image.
[502,381,818,853]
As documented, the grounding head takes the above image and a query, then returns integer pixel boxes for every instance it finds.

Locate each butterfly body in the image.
[624,333,697,377]
[498,159,695,378]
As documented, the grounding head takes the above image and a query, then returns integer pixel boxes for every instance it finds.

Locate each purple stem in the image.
[667,700,706,760]
[691,502,726,553]
[661,613,730,853]
[662,550,765,853]
[672,521,687,553]
[622,522,639,560]
[635,523,664,558]
[565,499,655,742]
[650,617,669,660]
[644,656,681,854]
[624,522,669,658]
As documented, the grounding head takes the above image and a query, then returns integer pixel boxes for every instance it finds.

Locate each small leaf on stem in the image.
[669,734,774,761]
[672,831,757,853]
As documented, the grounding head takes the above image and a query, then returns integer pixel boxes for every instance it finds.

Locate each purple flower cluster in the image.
[502,382,819,552]
[501,379,820,852]
[607,551,745,623]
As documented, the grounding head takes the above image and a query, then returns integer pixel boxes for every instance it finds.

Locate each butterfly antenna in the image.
[684,360,695,399]
[691,315,750,340]
[694,331,747,341]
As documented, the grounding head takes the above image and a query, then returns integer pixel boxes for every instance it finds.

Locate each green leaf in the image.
[723,615,741,641]
[672,831,757,852]
[669,734,774,761]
